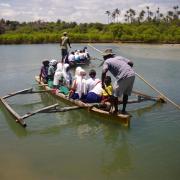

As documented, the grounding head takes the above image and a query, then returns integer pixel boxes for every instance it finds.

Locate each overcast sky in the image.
[0,0,179,23]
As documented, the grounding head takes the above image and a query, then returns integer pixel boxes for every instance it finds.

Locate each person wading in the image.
[101,48,135,114]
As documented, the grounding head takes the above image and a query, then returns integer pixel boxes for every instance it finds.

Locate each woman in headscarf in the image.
[69,67,87,100]
[48,59,57,87]
[53,60,64,88]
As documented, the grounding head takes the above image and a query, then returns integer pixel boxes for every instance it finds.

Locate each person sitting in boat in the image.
[68,51,75,66]
[48,59,58,87]
[56,63,72,95]
[86,69,100,92]
[83,46,90,59]
[79,50,85,62]
[53,60,64,89]
[101,76,113,103]
[62,63,72,88]
[74,50,80,63]
[39,60,49,83]
[69,67,87,100]
[84,69,102,103]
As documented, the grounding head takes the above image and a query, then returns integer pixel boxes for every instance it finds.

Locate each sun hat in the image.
[102,48,115,57]
[63,32,67,35]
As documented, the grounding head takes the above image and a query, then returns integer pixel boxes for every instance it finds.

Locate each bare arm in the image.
[101,68,108,89]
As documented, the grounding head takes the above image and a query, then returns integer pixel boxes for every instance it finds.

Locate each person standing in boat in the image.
[101,49,135,114]
[60,32,71,62]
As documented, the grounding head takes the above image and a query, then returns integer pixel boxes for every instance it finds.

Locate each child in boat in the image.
[39,60,49,83]
[69,67,87,100]
[101,76,113,103]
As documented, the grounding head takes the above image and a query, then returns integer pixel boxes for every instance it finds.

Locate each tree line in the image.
[0,5,179,44]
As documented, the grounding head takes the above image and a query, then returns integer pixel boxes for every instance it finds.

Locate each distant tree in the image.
[105,10,111,24]
[111,11,116,23]
[173,5,179,19]
[138,10,145,23]
[146,6,150,21]
[124,10,130,23]
[128,8,136,23]
[114,8,120,23]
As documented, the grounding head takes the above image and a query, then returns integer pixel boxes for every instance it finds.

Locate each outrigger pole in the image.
[88,43,180,110]
[0,87,81,128]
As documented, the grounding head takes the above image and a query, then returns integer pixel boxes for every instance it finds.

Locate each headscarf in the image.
[73,67,86,98]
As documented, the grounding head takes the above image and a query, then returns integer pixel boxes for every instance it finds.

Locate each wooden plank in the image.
[3,88,33,99]
[0,97,26,127]
[21,103,59,119]
[46,106,82,113]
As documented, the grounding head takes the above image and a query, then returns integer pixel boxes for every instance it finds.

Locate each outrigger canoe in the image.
[35,76,131,126]
[0,76,165,128]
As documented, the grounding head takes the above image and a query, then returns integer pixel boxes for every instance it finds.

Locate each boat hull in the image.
[35,76,130,126]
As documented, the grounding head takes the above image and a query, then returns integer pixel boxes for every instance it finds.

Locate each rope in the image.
[88,43,180,110]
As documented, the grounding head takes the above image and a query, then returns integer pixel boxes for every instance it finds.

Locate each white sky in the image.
[0,0,179,23]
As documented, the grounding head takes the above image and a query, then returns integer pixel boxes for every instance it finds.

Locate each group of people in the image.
[39,60,112,105]
[60,32,90,65]
[40,32,135,114]
[67,47,90,66]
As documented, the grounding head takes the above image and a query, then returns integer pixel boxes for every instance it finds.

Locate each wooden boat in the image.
[69,57,90,68]
[35,76,131,126]
[0,76,165,128]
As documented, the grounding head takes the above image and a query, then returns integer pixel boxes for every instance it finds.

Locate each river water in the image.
[0,43,180,180]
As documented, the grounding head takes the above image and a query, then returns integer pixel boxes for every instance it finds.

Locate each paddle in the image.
[88,43,180,110]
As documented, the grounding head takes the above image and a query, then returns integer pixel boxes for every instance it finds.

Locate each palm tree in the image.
[111,11,116,23]
[129,8,136,23]
[155,7,160,22]
[114,8,120,23]
[173,5,179,19]
[146,6,150,21]
[105,10,111,24]
[138,10,145,23]
[124,10,130,23]
[167,11,174,22]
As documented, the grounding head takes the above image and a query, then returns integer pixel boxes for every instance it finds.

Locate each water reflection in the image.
[0,105,28,137]
[101,125,132,179]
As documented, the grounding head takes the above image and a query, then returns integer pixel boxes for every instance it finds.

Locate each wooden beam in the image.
[21,103,59,119]
[3,88,33,99]
[0,97,26,127]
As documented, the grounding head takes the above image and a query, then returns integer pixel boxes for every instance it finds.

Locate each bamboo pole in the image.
[88,43,180,110]
[135,73,180,110]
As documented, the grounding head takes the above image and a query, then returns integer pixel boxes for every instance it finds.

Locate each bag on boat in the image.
[59,86,69,95]
[48,80,54,88]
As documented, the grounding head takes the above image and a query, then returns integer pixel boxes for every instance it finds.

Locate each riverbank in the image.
[0,20,180,44]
